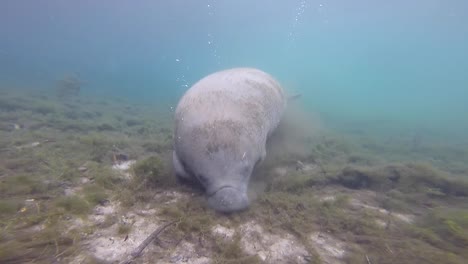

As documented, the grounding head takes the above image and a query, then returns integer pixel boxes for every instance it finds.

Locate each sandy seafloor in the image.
[0,89,467,264]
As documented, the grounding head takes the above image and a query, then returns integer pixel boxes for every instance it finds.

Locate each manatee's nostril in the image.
[208,186,249,213]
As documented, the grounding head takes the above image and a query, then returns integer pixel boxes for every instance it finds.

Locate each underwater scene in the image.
[1,1,467,263]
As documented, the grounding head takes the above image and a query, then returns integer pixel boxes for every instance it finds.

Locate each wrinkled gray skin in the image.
[173,68,287,213]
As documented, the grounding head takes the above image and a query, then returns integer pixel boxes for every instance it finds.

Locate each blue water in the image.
[1,0,468,137]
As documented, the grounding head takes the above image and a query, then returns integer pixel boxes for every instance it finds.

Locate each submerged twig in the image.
[120,220,177,264]
[385,243,394,254]
[366,254,372,264]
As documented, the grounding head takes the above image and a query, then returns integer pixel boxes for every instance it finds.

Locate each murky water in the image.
[1,1,467,263]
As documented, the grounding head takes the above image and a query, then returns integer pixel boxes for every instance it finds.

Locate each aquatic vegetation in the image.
[115,188,138,208]
[55,195,91,215]
[3,157,38,172]
[0,200,20,216]
[83,184,108,206]
[333,162,468,197]
[56,74,82,99]
[177,210,214,233]
[0,174,46,196]
[46,113,93,132]
[90,164,122,189]
[159,195,216,233]
[32,101,59,115]
[117,223,132,235]
[99,215,118,228]
[125,118,144,127]
[248,191,319,236]
[0,97,22,112]
[0,199,82,262]
[416,209,468,253]
[375,192,411,212]
[132,155,176,188]
[160,205,185,219]
[96,122,116,131]
[60,167,82,182]
[142,140,171,153]
[0,227,77,263]
[79,134,114,162]
[265,170,327,193]
[212,233,262,264]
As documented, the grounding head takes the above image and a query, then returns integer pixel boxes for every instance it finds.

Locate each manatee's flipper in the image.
[287,93,301,102]
[173,151,206,191]
[172,151,192,181]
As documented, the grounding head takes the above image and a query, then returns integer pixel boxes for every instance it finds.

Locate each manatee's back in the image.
[174,68,286,183]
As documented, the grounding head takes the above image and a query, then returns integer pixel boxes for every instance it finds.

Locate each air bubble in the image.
[287,0,309,46]
[205,0,221,65]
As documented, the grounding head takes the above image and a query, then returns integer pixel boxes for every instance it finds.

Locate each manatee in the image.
[172,67,287,213]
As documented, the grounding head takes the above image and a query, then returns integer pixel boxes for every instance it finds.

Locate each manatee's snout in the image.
[208,186,249,213]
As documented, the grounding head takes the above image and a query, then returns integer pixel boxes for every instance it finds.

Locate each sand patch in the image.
[310,232,346,264]
[239,221,309,263]
[112,160,136,179]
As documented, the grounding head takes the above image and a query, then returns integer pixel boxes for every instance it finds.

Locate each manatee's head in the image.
[207,186,249,213]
